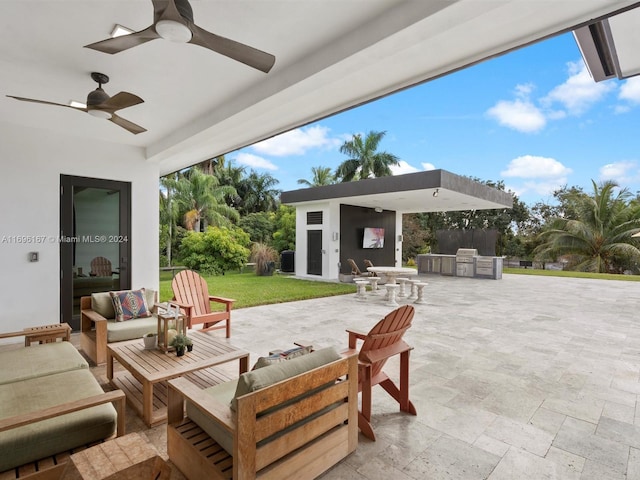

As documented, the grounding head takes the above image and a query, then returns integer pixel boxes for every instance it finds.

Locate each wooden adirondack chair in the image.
[171,270,235,337]
[90,256,114,276]
[346,304,417,440]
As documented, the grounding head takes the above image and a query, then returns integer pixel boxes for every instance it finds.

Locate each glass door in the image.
[60,175,131,330]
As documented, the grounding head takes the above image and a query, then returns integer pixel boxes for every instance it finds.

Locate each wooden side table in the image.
[23,323,71,346]
[63,432,171,480]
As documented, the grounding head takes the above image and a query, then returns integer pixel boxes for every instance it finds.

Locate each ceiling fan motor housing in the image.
[87,87,110,107]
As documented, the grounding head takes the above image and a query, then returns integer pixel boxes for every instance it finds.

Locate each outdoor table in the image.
[367,266,418,285]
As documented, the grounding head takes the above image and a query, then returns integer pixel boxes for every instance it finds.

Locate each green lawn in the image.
[504,267,640,282]
[159,271,356,308]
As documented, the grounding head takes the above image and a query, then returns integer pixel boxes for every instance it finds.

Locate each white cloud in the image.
[501,155,572,179]
[500,155,572,200]
[235,152,278,171]
[251,125,341,156]
[488,61,615,133]
[421,162,436,171]
[543,61,615,115]
[619,77,640,105]
[599,161,638,184]
[486,85,546,133]
[390,161,419,175]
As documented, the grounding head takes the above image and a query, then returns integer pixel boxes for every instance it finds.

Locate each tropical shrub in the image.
[180,226,250,274]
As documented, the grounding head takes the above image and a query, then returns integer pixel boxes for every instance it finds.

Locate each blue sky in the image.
[230,32,640,207]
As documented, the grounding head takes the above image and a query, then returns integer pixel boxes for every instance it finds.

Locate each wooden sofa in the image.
[80,288,158,365]
[0,324,125,477]
[167,348,358,480]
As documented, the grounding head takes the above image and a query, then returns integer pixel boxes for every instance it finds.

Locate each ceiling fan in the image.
[7,72,146,135]
[84,0,276,73]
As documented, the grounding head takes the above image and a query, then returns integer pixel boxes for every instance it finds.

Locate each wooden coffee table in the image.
[107,330,249,427]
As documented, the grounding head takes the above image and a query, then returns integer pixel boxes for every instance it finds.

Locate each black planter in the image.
[187,344,193,352]
[176,346,185,357]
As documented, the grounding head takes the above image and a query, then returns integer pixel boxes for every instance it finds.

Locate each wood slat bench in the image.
[167,351,359,480]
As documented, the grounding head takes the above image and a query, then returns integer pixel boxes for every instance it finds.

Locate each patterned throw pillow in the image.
[110,289,152,322]
[251,345,313,370]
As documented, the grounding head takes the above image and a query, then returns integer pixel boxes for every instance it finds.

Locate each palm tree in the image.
[534,180,640,273]
[297,166,336,187]
[160,174,180,266]
[335,130,399,182]
[194,155,226,176]
[175,168,239,232]
[214,160,246,208]
[237,170,281,214]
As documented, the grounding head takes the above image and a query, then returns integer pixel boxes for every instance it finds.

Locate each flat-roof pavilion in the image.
[280,170,513,281]
[281,169,513,214]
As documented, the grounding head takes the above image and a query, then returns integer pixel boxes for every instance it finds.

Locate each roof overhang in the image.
[574,7,640,81]
[2,1,639,176]
[281,170,513,214]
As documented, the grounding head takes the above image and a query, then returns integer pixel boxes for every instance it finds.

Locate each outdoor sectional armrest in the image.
[0,389,126,437]
[167,377,234,433]
[81,308,108,325]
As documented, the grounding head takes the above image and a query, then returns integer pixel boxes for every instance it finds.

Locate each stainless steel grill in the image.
[455,248,477,277]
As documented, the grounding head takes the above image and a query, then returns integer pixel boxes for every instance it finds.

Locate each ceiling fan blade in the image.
[84,26,160,54]
[100,92,144,113]
[7,95,86,111]
[154,0,188,24]
[109,114,147,135]
[188,23,275,73]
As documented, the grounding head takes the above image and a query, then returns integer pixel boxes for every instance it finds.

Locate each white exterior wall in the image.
[395,213,404,266]
[293,201,339,281]
[0,123,159,334]
[293,200,401,280]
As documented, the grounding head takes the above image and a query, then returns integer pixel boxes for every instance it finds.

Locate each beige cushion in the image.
[186,379,238,455]
[0,369,117,472]
[91,291,115,318]
[106,315,159,343]
[0,342,87,386]
[233,347,341,410]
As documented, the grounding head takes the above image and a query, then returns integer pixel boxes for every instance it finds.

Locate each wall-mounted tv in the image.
[363,227,385,249]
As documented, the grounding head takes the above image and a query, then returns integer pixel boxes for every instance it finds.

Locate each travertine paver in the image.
[82,273,640,479]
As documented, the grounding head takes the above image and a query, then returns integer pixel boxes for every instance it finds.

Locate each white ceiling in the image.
[2,1,638,176]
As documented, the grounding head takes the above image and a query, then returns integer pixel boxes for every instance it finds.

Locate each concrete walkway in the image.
[222,273,640,479]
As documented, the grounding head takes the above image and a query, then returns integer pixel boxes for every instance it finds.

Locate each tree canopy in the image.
[534,180,640,273]
[335,130,399,182]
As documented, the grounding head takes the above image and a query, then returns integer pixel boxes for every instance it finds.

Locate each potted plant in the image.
[185,336,193,352]
[250,242,278,276]
[143,332,157,350]
[169,334,188,357]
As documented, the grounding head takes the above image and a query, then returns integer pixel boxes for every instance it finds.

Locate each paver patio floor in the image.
[79,273,640,479]
[221,273,640,479]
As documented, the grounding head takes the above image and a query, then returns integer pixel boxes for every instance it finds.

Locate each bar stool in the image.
[414,282,428,305]
[368,276,380,294]
[385,284,400,307]
[355,280,369,300]
[396,277,409,297]
[407,279,421,300]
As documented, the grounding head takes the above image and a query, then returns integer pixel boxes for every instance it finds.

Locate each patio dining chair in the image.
[363,259,377,276]
[348,258,369,277]
[346,304,417,440]
[171,270,235,337]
